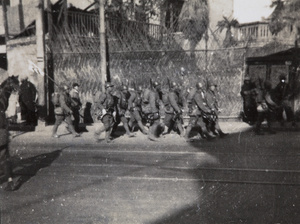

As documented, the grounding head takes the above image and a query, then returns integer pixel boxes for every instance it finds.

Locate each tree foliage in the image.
[269,0,300,35]
[217,16,239,48]
[106,0,166,22]
[178,0,209,44]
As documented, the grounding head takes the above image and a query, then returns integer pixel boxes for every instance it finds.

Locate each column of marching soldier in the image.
[91,78,228,143]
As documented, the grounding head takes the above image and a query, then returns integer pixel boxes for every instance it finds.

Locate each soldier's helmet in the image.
[137,85,143,93]
[105,82,114,89]
[244,76,251,81]
[170,81,177,89]
[196,82,203,90]
[121,85,128,92]
[279,74,287,81]
[61,84,69,91]
[152,81,160,88]
[207,79,217,88]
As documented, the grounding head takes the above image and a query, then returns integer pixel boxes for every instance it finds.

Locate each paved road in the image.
[1,122,299,224]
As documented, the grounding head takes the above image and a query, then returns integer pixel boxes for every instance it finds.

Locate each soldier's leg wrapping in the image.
[52,115,64,135]
[255,112,265,134]
[65,115,78,135]
[176,118,185,137]
[197,117,211,138]
[164,113,174,133]
[103,114,115,142]
[184,116,197,140]
[120,116,134,136]
[133,110,148,134]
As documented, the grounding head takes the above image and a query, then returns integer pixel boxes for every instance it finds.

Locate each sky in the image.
[233,0,274,23]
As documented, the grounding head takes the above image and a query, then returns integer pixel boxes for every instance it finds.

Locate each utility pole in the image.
[1,0,9,41]
[47,0,55,123]
[99,0,107,92]
[36,0,46,120]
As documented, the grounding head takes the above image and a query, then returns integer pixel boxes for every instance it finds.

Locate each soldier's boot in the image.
[156,123,165,137]
[105,131,112,143]
[267,123,276,134]
[137,121,148,135]
[68,124,80,137]
[201,129,216,140]
[52,126,59,138]
[148,125,158,141]
[124,123,136,137]
[177,124,185,137]
[94,124,105,141]
[184,125,193,142]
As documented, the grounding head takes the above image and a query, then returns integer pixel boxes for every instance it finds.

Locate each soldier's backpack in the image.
[51,92,60,106]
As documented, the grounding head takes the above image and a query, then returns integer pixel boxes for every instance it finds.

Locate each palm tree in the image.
[178,0,209,58]
[217,16,239,48]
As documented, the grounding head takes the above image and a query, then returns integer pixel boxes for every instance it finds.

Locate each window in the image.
[0,0,10,6]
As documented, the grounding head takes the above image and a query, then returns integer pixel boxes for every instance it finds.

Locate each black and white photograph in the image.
[0,0,299,223]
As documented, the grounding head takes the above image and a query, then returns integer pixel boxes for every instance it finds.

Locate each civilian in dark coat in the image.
[19,77,37,126]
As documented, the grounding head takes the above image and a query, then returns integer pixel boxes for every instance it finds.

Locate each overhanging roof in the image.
[246,47,300,65]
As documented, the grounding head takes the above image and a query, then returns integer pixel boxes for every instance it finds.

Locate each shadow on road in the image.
[5,150,61,191]
[149,128,300,224]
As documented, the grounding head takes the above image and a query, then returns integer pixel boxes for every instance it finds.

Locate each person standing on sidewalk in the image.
[240,76,257,125]
[69,83,82,133]
[94,82,116,143]
[254,80,277,135]
[52,85,80,138]
[18,76,37,126]
[273,74,297,127]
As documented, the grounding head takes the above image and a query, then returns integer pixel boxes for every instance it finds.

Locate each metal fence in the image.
[50,10,248,117]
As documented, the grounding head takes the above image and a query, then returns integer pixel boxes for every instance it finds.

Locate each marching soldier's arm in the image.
[97,93,107,111]
[194,92,210,113]
[59,94,72,114]
[169,92,181,113]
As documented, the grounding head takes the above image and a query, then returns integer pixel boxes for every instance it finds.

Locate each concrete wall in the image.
[5,37,38,86]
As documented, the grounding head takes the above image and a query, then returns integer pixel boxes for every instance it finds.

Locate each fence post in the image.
[36,0,46,121]
[99,0,107,92]
[1,0,9,41]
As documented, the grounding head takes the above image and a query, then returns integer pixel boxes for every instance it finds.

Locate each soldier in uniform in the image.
[52,84,81,138]
[240,76,257,125]
[163,81,185,136]
[255,80,277,135]
[94,82,116,143]
[128,84,148,135]
[147,81,165,141]
[184,82,216,142]
[274,74,297,127]
[69,83,82,132]
[115,85,135,137]
[204,80,228,137]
